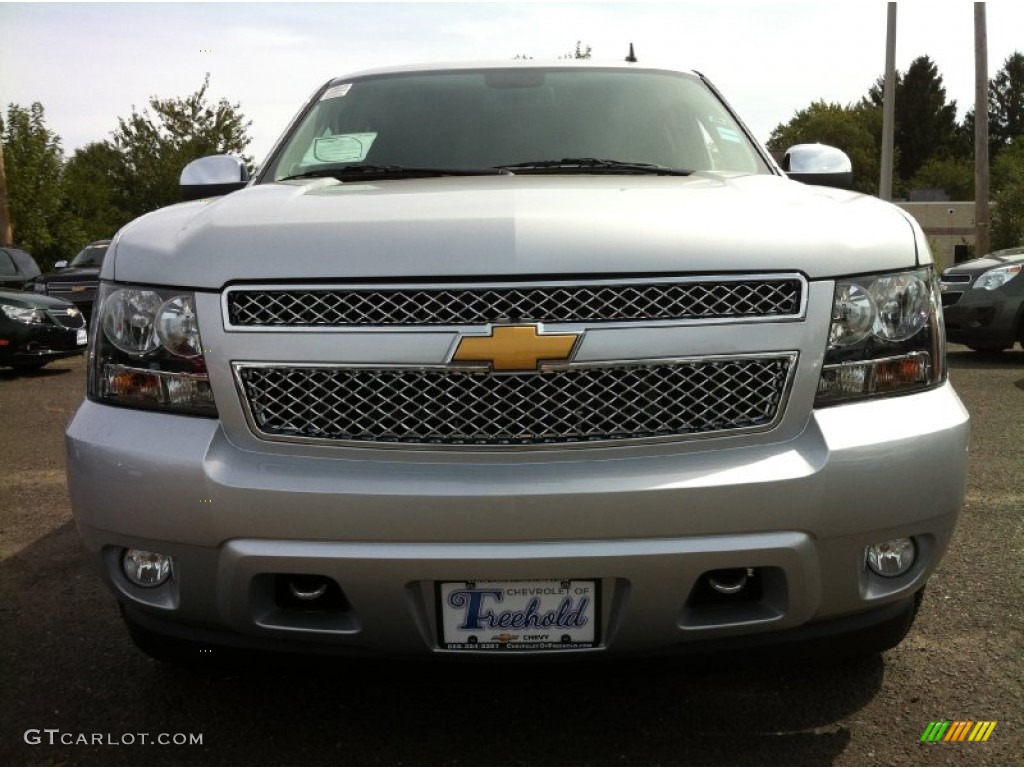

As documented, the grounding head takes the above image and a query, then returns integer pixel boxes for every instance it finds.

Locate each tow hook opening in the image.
[707,567,754,595]
[274,574,350,613]
[682,566,787,629]
[695,568,762,602]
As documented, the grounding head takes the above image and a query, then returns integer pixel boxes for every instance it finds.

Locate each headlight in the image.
[101,289,163,354]
[974,263,1021,291]
[816,267,944,405]
[0,303,47,324]
[89,283,216,416]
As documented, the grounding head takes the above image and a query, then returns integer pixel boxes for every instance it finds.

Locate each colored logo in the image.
[451,324,580,372]
[920,721,997,742]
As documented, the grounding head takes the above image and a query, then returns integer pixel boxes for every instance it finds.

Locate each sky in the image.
[1,1,1022,164]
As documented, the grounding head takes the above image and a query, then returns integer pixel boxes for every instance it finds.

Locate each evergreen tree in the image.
[866,55,959,182]
[990,52,1024,152]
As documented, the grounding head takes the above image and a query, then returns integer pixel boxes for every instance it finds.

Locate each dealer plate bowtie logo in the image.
[452,325,580,372]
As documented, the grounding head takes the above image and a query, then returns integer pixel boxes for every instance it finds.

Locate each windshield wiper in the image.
[495,158,692,176]
[279,164,514,182]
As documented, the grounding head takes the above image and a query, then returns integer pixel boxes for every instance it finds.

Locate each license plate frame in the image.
[436,578,600,652]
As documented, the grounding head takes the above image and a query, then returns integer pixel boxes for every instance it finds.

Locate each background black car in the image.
[29,239,110,319]
[0,247,42,290]
[0,288,88,371]
[940,245,1024,352]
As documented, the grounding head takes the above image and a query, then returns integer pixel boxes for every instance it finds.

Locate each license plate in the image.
[437,579,599,651]
[76,329,88,346]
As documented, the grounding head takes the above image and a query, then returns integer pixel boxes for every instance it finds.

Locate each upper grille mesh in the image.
[227,279,803,327]
[236,357,794,446]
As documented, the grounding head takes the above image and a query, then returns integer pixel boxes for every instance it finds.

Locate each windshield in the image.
[264,67,770,181]
[70,244,108,268]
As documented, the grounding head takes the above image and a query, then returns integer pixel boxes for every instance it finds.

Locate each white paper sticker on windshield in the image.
[321,83,352,100]
[312,133,377,163]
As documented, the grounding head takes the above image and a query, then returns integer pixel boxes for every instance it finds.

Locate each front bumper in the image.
[943,289,1022,348]
[0,323,87,366]
[67,384,969,658]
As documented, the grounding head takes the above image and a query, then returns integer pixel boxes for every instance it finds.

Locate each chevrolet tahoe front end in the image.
[67,62,969,661]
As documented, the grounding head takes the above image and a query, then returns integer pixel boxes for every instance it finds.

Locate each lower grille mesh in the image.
[237,357,794,446]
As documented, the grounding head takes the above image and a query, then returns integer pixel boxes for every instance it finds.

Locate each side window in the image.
[11,250,40,278]
[0,250,18,277]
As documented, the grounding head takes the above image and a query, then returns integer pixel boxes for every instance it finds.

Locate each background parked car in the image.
[0,247,42,290]
[940,245,1024,352]
[29,239,110,319]
[0,288,88,371]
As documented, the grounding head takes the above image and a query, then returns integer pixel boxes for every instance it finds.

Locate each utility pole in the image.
[974,2,990,257]
[879,2,897,200]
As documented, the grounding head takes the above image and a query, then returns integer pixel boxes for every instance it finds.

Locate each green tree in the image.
[109,74,252,219]
[961,52,1024,161]
[988,51,1024,155]
[1,103,82,266]
[62,142,133,243]
[517,41,593,61]
[991,142,1024,249]
[909,156,974,201]
[767,100,881,195]
[562,41,592,60]
[867,55,960,182]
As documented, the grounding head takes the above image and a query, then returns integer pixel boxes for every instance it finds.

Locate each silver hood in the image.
[108,173,923,288]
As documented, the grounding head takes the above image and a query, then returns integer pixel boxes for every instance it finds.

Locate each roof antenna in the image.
[625,43,637,63]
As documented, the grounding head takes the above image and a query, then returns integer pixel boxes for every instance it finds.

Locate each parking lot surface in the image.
[1,349,1021,766]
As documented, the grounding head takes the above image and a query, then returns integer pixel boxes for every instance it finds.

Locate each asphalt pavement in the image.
[0,349,1021,766]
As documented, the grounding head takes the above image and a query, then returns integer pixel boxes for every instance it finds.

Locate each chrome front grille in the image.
[226,276,804,327]
[48,281,97,301]
[235,356,796,447]
[50,309,86,328]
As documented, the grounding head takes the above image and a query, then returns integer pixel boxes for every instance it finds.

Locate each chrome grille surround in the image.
[224,275,807,329]
[49,309,86,329]
[48,280,98,301]
[233,354,798,449]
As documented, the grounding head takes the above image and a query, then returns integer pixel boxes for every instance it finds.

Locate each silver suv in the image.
[68,62,969,661]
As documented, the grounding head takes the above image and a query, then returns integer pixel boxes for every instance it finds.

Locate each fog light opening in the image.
[707,568,755,595]
[866,537,917,577]
[122,549,173,588]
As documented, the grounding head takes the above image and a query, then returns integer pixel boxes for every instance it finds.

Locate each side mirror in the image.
[54,260,68,269]
[782,144,854,190]
[180,155,250,201]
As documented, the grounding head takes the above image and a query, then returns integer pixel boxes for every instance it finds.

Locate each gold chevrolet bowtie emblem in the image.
[452,325,580,372]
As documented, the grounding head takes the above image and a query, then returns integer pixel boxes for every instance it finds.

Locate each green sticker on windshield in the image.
[313,133,377,163]
[716,126,741,143]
